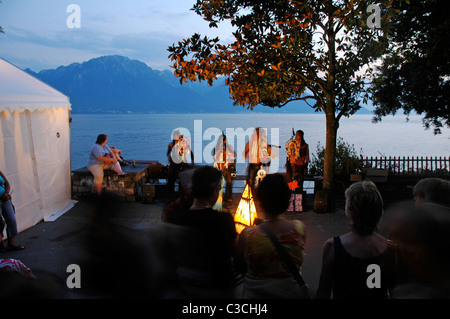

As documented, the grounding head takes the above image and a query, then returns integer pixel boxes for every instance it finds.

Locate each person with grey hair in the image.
[316,180,388,299]
[412,177,450,208]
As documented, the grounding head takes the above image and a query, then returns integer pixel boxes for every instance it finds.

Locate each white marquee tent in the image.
[0,57,73,232]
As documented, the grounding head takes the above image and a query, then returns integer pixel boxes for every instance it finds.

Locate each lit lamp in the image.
[234,183,258,234]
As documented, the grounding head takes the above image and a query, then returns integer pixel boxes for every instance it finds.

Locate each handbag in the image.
[260,223,310,299]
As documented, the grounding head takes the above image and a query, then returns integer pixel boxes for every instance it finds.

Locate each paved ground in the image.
[1,192,397,299]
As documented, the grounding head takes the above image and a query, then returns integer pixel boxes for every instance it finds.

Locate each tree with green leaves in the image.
[168,0,399,200]
[309,137,363,179]
[371,0,449,134]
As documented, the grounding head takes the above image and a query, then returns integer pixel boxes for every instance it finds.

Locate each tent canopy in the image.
[0,57,72,232]
[0,58,70,112]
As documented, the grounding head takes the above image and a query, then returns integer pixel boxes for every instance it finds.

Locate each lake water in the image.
[70,113,450,175]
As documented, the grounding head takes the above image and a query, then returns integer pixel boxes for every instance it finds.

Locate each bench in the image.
[363,168,389,183]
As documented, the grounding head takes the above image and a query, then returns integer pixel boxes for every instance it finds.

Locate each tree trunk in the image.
[314,102,339,213]
[323,111,338,191]
[323,26,337,192]
[313,111,338,213]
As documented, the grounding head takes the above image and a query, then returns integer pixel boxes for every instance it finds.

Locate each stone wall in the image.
[72,162,166,201]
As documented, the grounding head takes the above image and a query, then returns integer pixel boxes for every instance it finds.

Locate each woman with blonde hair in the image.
[316,181,388,299]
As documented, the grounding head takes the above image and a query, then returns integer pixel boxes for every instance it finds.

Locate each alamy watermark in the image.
[168,120,280,170]
[366,264,382,289]
[66,264,81,288]
[66,4,81,29]
[66,3,381,30]
[64,262,381,289]
[367,4,381,29]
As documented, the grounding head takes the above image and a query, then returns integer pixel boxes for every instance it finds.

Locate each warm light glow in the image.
[287,180,298,190]
[234,183,258,234]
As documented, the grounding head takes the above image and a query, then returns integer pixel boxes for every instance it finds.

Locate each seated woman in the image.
[87,134,124,194]
[235,173,307,298]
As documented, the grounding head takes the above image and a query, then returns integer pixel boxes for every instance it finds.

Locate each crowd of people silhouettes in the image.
[1,129,449,299]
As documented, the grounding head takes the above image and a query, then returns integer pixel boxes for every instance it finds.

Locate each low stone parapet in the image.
[71,161,166,201]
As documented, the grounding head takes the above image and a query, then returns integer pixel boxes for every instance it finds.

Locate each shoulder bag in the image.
[260,222,310,299]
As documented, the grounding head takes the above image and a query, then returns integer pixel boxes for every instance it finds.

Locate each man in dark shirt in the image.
[165,165,239,298]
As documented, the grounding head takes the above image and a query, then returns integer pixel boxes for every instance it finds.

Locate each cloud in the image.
[0,25,180,71]
[0,0,236,71]
[0,41,99,71]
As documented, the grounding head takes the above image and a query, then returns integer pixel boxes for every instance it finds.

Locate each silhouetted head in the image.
[191,166,223,203]
[255,173,291,218]
[413,178,450,207]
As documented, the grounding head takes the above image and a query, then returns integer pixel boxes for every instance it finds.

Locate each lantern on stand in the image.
[233,183,258,234]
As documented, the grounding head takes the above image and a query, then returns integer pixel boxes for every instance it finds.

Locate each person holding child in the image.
[87,134,124,194]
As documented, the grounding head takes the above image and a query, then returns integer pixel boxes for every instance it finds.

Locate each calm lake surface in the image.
[70,113,450,175]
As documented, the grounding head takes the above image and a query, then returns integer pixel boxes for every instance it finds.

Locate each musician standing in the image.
[213,133,236,202]
[286,130,309,192]
[167,130,194,198]
[244,128,271,192]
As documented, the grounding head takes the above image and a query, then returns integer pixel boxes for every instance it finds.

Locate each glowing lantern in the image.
[234,183,258,234]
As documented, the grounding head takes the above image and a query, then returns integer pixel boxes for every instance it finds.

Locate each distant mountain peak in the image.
[22,55,368,114]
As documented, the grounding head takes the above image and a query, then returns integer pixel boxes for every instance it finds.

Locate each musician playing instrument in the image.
[286,130,309,192]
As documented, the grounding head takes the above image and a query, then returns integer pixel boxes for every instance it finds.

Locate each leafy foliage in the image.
[371,0,450,134]
[309,137,362,178]
[168,0,400,190]
[169,0,397,113]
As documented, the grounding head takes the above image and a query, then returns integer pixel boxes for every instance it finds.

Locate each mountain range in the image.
[24,55,371,114]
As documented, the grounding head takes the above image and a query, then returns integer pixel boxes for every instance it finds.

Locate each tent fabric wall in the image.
[30,109,72,221]
[0,58,72,232]
[0,110,44,231]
